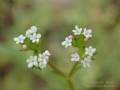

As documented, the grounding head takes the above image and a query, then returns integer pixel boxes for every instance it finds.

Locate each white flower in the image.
[85,46,96,56]
[26,50,51,69]
[61,35,73,48]
[38,51,51,63]
[83,28,92,40]
[29,33,41,43]
[38,50,51,69]
[22,44,27,49]
[14,35,26,44]
[81,56,92,68]
[26,56,38,68]
[25,26,37,37]
[39,62,47,69]
[38,54,48,64]
[72,25,82,35]
[70,53,80,62]
[30,26,37,32]
[25,26,41,43]
[43,50,51,56]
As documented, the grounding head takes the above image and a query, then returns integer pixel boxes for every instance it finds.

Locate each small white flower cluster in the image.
[80,46,96,68]
[72,25,92,41]
[14,26,41,45]
[62,25,96,68]
[26,50,51,69]
[61,25,92,48]
[14,26,51,69]
[14,35,26,44]
[70,53,80,62]
[61,35,73,48]
[72,25,82,35]
[71,46,96,68]
[81,56,92,68]
[25,26,41,43]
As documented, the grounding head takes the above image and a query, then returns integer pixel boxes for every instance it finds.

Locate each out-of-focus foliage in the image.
[0,0,120,90]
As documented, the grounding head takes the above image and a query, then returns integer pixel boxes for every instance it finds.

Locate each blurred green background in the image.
[0,0,120,90]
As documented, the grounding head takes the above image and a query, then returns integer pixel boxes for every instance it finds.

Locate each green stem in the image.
[75,65,81,72]
[48,62,66,78]
[69,62,79,77]
[34,48,80,90]
[70,64,81,77]
[34,49,66,77]
[68,79,75,90]
[67,62,81,90]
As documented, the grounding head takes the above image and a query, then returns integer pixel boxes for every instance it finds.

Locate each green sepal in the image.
[72,34,84,48]
[72,34,85,58]
[24,38,41,52]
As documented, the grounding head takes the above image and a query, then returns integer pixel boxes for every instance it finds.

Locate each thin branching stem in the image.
[69,62,79,77]
[68,79,75,90]
[48,62,66,78]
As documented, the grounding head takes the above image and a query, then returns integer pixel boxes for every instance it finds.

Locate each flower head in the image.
[72,25,82,35]
[26,50,51,69]
[81,56,92,68]
[26,55,38,68]
[85,46,96,57]
[70,53,80,62]
[61,35,73,48]
[38,62,47,69]
[30,26,37,32]
[14,34,26,44]
[25,26,41,43]
[29,33,41,43]
[38,50,51,69]
[61,25,96,69]
[83,28,92,40]
[43,50,51,56]
[14,26,51,70]
[25,26,37,38]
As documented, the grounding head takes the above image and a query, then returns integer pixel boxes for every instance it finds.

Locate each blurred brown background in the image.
[0,0,120,90]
